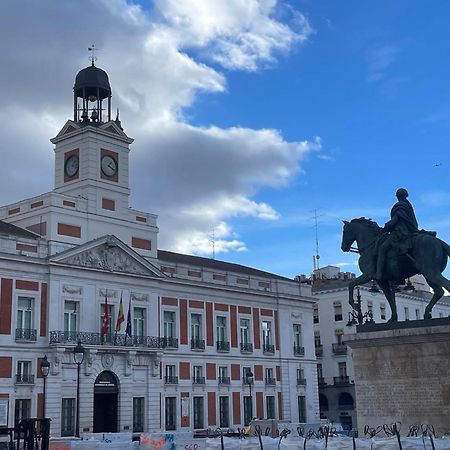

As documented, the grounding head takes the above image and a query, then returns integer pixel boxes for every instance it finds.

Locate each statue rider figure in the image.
[375,188,419,280]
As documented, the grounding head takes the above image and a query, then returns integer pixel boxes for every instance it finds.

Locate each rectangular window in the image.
[314,332,321,347]
[317,363,323,379]
[313,305,319,324]
[265,368,275,384]
[61,398,75,437]
[17,297,33,330]
[335,330,344,344]
[163,311,176,338]
[293,324,302,347]
[193,365,204,384]
[218,366,229,384]
[240,318,250,344]
[165,397,176,431]
[297,368,305,383]
[380,304,386,321]
[64,301,78,340]
[334,303,343,322]
[219,396,229,428]
[243,396,252,426]
[415,309,420,320]
[404,307,410,321]
[243,366,252,383]
[191,313,202,340]
[262,320,273,352]
[266,396,276,420]
[298,396,306,422]
[338,362,347,377]
[134,307,146,338]
[193,397,204,429]
[165,364,177,383]
[133,397,145,432]
[216,316,227,342]
[14,399,31,426]
[16,361,32,384]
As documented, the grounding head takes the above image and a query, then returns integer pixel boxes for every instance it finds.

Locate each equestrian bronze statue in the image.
[341,188,450,321]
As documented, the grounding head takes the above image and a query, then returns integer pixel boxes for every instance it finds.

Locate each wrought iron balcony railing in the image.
[240,342,253,353]
[339,403,354,410]
[333,375,350,386]
[332,343,347,355]
[15,374,35,384]
[15,328,37,342]
[192,376,205,385]
[263,343,275,354]
[162,337,178,349]
[265,377,276,386]
[218,376,230,385]
[297,378,307,386]
[49,331,164,348]
[164,376,178,384]
[315,345,323,357]
[293,345,305,356]
[216,340,230,352]
[190,338,205,350]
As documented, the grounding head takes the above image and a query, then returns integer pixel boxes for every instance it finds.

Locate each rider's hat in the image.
[396,188,409,198]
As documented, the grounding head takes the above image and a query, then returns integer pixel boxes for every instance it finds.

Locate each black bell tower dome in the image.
[73,57,112,123]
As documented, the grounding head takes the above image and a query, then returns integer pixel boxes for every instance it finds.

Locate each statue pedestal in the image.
[345,319,450,435]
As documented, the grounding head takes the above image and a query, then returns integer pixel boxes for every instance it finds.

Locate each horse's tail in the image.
[438,238,450,258]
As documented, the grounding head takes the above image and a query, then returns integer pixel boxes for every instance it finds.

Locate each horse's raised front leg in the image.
[377,280,397,322]
[348,274,372,310]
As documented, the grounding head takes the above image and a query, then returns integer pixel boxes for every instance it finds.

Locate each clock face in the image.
[65,155,79,177]
[101,155,118,177]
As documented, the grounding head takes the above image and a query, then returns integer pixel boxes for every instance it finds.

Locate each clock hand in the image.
[108,162,115,170]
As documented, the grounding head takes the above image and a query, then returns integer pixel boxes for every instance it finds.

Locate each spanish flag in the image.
[115,293,125,332]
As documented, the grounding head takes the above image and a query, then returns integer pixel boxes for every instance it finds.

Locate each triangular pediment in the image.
[50,235,165,277]
[99,121,131,139]
[52,120,81,140]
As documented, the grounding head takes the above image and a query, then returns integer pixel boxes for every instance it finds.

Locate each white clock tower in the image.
[0,61,158,258]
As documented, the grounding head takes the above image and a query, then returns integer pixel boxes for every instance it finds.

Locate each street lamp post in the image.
[73,341,85,438]
[246,370,254,425]
[40,355,50,418]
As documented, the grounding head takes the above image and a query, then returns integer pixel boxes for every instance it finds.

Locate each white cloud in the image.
[366,43,400,82]
[0,0,317,257]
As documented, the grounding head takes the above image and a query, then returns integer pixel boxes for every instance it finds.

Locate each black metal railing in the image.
[216,340,230,352]
[333,375,350,385]
[192,376,205,384]
[240,342,253,353]
[318,377,326,386]
[263,343,275,354]
[265,378,276,385]
[297,378,307,386]
[315,345,323,356]
[164,376,178,384]
[332,343,347,355]
[191,338,205,350]
[162,337,178,348]
[49,331,164,348]
[15,328,37,342]
[339,403,354,410]
[218,376,230,385]
[293,345,305,356]
[15,374,35,384]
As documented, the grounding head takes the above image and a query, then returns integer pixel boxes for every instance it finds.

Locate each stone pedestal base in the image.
[345,320,450,435]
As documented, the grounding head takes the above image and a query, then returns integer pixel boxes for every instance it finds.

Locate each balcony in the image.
[218,376,230,385]
[297,378,307,386]
[191,338,205,351]
[293,345,305,356]
[192,376,205,385]
[339,403,354,410]
[318,377,326,386]
[240,342,253,353]
[263,343,275,354]
[332,343,347,355]
[315,345,323,357]
[216,341,230,352]
[333,375,350,386]
[49,331,164,349]
[15,328,37,342]
[265,378,276,386]
[164,376,178,385]
[15,374,34,385]
[162,337,178,349]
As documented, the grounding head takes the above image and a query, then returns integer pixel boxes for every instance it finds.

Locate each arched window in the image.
[319,393,328,411]
[338,392,354,410]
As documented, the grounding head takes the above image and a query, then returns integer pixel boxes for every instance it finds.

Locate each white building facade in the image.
[310,265,450,429]
[0,63,319,437]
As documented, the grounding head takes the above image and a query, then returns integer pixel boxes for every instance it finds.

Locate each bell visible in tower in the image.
[73,45,112,124]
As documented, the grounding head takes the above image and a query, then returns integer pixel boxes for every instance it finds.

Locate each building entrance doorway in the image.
[93,371,119,433]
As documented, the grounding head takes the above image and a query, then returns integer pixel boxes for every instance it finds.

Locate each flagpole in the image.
[114,290,124,345]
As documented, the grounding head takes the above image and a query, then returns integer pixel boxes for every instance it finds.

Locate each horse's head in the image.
[341,220,355,252]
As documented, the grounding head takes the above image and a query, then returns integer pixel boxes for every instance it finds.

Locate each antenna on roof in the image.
[312,209,321,273]
[88,44,98,66]
[210,228,216,260]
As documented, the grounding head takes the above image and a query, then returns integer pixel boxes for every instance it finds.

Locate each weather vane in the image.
[88,44,98,66]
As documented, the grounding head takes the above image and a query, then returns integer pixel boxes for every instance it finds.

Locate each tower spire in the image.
[88,44,98,66]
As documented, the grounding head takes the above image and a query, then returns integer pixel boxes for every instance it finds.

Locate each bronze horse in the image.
[341,218,450,321]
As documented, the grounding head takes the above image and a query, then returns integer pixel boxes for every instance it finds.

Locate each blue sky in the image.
[0,1,449,279]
